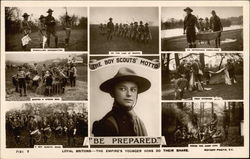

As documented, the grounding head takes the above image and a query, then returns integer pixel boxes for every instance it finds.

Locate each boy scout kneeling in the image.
[92,67,151,136]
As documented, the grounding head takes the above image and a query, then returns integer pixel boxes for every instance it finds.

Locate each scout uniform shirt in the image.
[184,14,199,31]
[210,15,223,31]
[92,103,148,136]
[45,15,56,32]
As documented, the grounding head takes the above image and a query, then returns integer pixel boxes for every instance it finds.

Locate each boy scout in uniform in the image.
[17,66,27,97]
[20,13,31,50]
[92,67,151,136]
[27,115,38,147]
[63,13,72,47]
[210,10,223,48]
[107,17,114,40]
[45,9,58,48]
[38,15,47,48]
[183,7,199,48]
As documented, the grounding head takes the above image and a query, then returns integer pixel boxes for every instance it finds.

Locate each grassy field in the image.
[5,65,88,101]
[162,29,243,51]
[6,29,87,51]
[162,75,243,100]
[90,25,159,54]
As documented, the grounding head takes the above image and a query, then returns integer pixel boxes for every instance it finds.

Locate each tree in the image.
[199,53,205,70]
[175,54,180,69]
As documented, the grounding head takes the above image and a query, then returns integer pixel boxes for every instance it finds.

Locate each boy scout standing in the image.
[92,67,150,136]
[210,10,223,48]
[183,7,199,48]
[38,15,47,48]
[107,17,114,40]
[20,13,31,51]
[17,66,27,97]
[45,9,58,48]
[63,12,72,47]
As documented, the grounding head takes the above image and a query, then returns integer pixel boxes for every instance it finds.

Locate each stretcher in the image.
[196,31,221,41]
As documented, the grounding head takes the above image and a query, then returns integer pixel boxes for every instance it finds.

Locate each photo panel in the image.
[161,53,243,100]
[162,101,244,147]
[5,53,88,101]
[90,7,159,54]
[5,7,88,51]
[161,7,243,51]
[5,102,88,148]
[89,56,161,140]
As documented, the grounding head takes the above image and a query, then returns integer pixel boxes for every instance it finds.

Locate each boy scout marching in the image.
[99,17,153,43]
[20,8,74,50]
[183,7,223,48]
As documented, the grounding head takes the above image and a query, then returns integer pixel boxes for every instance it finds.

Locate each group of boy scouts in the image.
[6,109,87,147]
[20,8,72,50]
[99,18,152,43]
[174,112,226,144]
[12,62,77,97]
[183,7,223,48]
[174,58,205,100]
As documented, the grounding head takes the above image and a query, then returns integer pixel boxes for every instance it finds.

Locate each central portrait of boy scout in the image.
[5,7,88,51]
[90,57,160,137]
[92,67,150,136]
[161,7,243,51]
[90,7,159,54]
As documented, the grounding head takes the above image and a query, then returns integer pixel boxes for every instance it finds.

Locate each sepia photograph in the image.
[161,53,243,100]
[162,102,244,147]
[161,7,243,51]
[90,7,159,54]
[6,103,88,148]
[5,53,88,101]
[5,7,88,51]
[90,56,160,137]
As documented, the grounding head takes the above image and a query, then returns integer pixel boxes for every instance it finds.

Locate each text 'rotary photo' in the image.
[5,7,88,51]
[6,103,88,148]
[161,7,243,51]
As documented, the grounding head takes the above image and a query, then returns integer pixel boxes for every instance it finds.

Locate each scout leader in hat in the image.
[183,7,199,48]
[92,67,151,137]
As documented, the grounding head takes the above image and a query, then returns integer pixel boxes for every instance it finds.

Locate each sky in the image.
[6,53,82,63]
[162,7,243,22]
[90,7,159,26]
[13,7,87,21]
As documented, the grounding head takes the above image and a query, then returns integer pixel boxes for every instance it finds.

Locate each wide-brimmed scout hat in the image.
[109,17,113,20]
[22,13,30,17]
[47,8,54,13]
[100,67,151,94]
[184,7,193,12]
[211,10,216,14]
[39,15,45,20]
